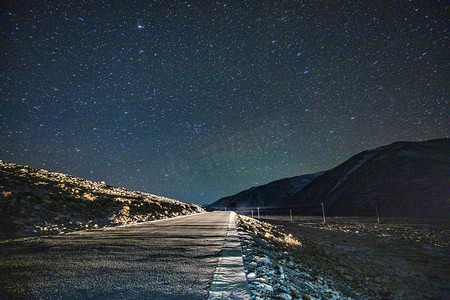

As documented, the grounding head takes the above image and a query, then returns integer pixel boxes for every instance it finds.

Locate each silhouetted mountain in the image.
[208,172,324,214]
[209,138,450,218]
[292,138,449,218]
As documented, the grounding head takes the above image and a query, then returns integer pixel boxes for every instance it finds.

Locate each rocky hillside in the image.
[292,138,450,218]
[208,172,323,214]
[0,161,204,239]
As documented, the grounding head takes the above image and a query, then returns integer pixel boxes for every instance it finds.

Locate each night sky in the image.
[1,1,448,205]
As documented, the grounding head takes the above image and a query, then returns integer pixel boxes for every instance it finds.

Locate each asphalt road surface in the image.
[0,211,232,299]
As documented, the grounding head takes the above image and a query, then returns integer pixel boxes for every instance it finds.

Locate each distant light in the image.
[137,25,144,29]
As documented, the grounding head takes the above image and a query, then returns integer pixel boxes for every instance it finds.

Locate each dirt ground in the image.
[260,215,450,299]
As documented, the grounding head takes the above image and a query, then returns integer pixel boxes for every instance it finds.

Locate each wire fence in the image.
[210,203,383,224]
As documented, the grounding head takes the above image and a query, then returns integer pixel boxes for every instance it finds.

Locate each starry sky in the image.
[1,1,448,205]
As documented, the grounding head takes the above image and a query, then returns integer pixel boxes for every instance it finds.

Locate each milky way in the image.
[1,1,448,204]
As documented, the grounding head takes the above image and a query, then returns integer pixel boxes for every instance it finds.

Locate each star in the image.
[0,1,447,205]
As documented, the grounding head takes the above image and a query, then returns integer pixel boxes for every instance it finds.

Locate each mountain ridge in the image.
[293,138,449,218]
[208,171,324,213]
[209,138,450,218]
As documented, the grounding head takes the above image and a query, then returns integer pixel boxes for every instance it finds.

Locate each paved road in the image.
[0,211,232,299]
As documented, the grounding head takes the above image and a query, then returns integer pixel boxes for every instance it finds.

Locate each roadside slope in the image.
[0,161,204,239]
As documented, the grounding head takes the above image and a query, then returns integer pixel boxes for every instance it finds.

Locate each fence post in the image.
[290,209,293,222]
[321,202,326,224]
[257,207,260,220]
[376,206,380,224]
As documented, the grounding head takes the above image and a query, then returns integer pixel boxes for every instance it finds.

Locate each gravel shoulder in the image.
[236,215,359,300]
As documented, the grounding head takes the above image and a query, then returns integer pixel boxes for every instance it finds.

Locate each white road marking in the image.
[208,211,251,300]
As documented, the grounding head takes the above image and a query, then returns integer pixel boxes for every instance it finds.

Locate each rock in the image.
[279,293,292,300]
[277,285,289,293]
[260,283,274,293]
[258,256,271,266]
[257,277,267,283]
[247,272,256,280]
[12,219,25,225]
[290,287,301,298]
[344,274,354,281]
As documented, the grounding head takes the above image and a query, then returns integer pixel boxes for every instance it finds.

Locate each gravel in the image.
[237,215,357,300]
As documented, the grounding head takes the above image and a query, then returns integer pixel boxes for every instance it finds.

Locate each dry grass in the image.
[237,214,302,248]
[82,192,96,201]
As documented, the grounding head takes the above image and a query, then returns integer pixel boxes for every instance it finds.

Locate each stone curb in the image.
[208,211,251,300]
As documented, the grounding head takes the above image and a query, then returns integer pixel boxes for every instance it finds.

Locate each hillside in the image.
[209,138,449,218]
[292,138,450,218]
[0,161,204,239]
[208,172,323,214]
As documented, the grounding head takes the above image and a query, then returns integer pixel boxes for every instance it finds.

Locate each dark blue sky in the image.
[1,1,448,205]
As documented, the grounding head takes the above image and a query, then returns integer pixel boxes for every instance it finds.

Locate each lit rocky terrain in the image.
[0,161,204,240]
[237,215,360,300]
[251,215,449,299]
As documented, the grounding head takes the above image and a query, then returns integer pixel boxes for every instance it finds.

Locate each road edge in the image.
[208,211,251,300]
[0,212,208,243]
